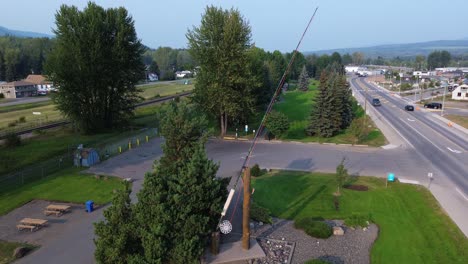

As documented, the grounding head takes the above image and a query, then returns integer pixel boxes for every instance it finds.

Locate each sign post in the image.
[427,172,434,189]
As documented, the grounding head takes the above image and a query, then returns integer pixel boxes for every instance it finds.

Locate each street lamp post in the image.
[441,84,447,117]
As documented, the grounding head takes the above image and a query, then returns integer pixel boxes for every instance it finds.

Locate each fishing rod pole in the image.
[217,7,320,232]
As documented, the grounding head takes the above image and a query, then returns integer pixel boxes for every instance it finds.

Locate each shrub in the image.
[251,164,261,177]
[294,218,332,238]
[0,93,4,98]
[265,111,289,139]
[250,202,272,224]
[19,116,26,123]
[5,133,21,148]
[345,213,372,227]
[8,121,17,127]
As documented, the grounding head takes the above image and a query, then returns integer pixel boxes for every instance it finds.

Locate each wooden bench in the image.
[17,224,37,232]
[44,210,63,217]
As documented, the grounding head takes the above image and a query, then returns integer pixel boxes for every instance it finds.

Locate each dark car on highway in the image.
[424,102,442,109]
[372,98,381,106]
[404,105,414,111]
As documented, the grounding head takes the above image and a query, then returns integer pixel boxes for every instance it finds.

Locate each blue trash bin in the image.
[387,173,395,182]
[85,200,94,213]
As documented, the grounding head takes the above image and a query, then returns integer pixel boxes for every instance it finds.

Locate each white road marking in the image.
[400,118,446,153]
[455,188,468,201]
[447,147,462,154]
[407,118,415,122]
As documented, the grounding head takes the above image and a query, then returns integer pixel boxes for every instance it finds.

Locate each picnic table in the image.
[44,204,71,216]
[17,218,48,231]
[20,218,48,227]
[46,204,71,212]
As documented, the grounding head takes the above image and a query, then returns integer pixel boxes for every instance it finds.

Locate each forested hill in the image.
[307,39,468,58]
[0,36,55,82]
[0,26,52,38]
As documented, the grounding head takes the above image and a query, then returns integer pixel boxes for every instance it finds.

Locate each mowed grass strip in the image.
[140,81,194,99]
[0,167,125,216]
[252,171,468,264]
[0,103,63,131]
[445,114,468,129]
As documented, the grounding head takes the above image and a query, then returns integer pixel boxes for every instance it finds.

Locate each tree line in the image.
[0,36,54,82]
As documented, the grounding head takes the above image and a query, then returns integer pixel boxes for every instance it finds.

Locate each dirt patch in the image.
[344,185,369,191]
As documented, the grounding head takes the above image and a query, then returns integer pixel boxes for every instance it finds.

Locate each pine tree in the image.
[298,65,310,91]
[94,182,140,264]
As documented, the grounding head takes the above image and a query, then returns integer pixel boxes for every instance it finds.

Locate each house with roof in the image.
[452,84,468,101]
[25,74,54,92]
[0,81,37,98]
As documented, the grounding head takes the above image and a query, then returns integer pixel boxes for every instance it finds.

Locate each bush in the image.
[5,133,21,148]
[0,93,4,98]
[251,164,261,177]
[153,94,160,99]
[250,202,272,224]
[294,218,332,238]
[345,213,372,227]
[19,116,26,123]
[265,111,289,139]
[8,121,17,127]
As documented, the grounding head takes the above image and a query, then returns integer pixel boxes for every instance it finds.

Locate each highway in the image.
[351,76,468,194]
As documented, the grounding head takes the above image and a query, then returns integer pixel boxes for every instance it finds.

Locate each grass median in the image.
[140,80,194,99]
[252,171,468,264]
[0,167,125,216]
[0,240,36,264]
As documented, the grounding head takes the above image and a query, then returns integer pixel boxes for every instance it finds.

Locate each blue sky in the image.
[1,0,467,52]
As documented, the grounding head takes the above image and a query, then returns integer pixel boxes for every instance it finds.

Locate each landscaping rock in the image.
[333,226,344,236]
[13,247,29,259]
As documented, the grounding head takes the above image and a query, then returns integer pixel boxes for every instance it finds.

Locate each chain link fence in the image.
[0,128,158,194]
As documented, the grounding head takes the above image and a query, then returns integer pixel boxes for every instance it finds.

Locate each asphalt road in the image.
[352,77,468,192]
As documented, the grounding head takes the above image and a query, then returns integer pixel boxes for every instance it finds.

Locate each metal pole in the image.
[242,167,251,250]
[441,85,447,116]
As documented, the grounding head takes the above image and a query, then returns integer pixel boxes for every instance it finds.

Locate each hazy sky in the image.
[1,0,467,52]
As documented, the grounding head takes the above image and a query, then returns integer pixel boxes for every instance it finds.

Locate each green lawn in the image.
[445,115,468,129]
[139,81,194,99]
[0,240,36,264]
[0,167,125,216]
[274,80,386,146]
[0,127,152,176]
[252,171,468,264]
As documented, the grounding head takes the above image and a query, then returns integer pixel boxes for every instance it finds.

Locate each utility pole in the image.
[441,84,447,117]
[242,167,251,250]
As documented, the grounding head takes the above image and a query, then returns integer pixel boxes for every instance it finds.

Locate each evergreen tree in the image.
[94,182,140,264]
[298,65,310,91]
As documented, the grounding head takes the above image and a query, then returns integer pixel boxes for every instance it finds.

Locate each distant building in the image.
[452,84,468,101]
[148,73,159,82]
[0,81,37,98]
[175,70,192,78]
[25,74,54,92]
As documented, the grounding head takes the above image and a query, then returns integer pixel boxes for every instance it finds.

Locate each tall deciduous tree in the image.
[45,2,145,133]
[298,65,310,91]
[427,50,451,69]
[187,6,256,136]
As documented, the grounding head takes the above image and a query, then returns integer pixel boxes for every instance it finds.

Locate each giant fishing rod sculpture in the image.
[217,7,320,235]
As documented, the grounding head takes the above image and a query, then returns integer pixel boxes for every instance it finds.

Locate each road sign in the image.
[32,112,42,115]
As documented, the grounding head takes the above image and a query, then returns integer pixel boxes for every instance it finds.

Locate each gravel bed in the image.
[250,218,378,264]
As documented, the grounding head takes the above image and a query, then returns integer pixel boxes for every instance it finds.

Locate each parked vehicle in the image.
[424,102,442,109]
[404,105,414,111]
[372,98,381,106]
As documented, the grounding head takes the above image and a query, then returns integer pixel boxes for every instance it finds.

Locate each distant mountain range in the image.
[306,39,468,58]
[0,26,52,38]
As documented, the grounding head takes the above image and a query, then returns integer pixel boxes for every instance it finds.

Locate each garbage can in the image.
[85,200,94,213]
